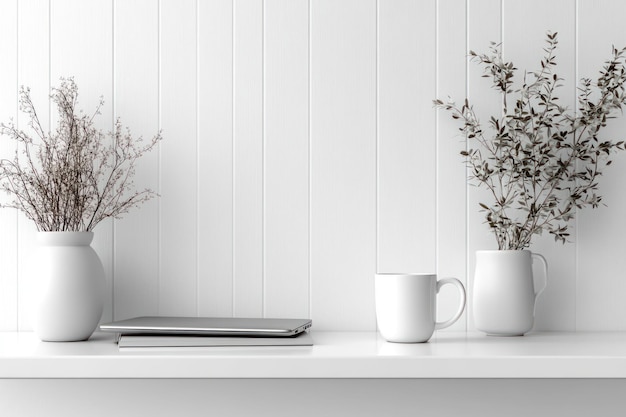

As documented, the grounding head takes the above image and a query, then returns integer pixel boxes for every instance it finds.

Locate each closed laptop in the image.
[99,316,312,337]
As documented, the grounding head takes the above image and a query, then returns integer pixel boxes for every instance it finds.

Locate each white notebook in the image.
[118,332,314,349]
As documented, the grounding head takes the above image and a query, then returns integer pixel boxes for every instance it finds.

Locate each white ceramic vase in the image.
[32,232,105,342]
[473,250,548,336]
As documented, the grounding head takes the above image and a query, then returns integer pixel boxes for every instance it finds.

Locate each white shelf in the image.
[2,331,626,379]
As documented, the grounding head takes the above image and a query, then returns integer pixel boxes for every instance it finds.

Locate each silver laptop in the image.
[99,316,312,337]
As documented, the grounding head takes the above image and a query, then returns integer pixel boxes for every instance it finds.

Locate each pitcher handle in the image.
[434,278,466,330]
[531,253,548,300]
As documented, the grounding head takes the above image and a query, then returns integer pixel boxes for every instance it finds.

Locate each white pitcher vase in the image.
[32,232,105,342]
[473,250,548,336]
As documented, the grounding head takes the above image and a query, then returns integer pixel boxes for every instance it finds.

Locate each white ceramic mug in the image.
[375,273,466,343]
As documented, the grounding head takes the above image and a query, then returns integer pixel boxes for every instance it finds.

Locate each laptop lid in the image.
[99,316,312,337]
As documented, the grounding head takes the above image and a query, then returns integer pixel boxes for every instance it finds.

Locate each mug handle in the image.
[532,253,548,300]
[434,278,466,330]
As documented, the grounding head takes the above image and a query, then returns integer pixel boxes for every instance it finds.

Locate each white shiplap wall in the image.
[1,0,626,332]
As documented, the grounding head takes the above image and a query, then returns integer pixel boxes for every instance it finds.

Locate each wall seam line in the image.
[157,0,162,316]
[435,0,439,300]
[262,0,266,318]
[307,0,312,321]
[195,0,200,317]
[16,0,20,332]
[111,0,116,322]
[464,0,469,332]
[374,0,379,332]
[465,0,471,331]
[574,0,579,332]
[232,0,236,317]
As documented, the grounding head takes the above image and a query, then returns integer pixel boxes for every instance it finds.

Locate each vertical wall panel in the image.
[263,0,310,319]
[113,0,160,320]
[502,0,577,331]
[310,0,377,330]
[577,0,626,330]
[16,0,50,331]
[466,0,501,330]
[233,0,264,317]
[50,0,114,324]
[436,0,468,331]
[378,0,436,274]
[0,0,18,331]
[197,0,234,317]
[159,0,198,316]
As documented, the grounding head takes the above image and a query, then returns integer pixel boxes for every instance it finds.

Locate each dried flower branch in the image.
[435,32,626,250]
[0,77,161,231]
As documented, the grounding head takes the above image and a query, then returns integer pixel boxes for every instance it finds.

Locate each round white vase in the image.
[32,232,105,342]
[473,250,548,336]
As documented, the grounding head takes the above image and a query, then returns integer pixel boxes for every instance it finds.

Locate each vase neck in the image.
[36,232,94,246]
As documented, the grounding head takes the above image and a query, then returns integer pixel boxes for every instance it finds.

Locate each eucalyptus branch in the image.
[435,32,626,250]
